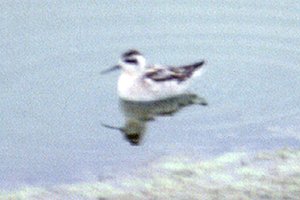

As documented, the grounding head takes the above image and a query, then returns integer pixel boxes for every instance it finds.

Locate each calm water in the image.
[1,0,300,191]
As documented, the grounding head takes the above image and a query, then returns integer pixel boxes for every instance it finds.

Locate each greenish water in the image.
[1,149,300,199]
[1,0,300,194]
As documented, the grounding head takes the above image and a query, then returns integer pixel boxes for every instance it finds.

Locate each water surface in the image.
[1,0,300,191]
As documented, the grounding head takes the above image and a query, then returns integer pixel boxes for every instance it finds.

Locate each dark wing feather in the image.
[143,68,173,82]
[144,61,205,82]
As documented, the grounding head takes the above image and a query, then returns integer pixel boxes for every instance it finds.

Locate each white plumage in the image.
[102,49,206,101]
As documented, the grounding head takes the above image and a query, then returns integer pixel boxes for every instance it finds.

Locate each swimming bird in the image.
[101,49,206,101]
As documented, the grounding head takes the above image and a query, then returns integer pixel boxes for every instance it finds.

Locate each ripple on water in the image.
[1,0,300,191]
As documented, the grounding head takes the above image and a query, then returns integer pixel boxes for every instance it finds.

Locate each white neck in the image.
[117,72,139,98]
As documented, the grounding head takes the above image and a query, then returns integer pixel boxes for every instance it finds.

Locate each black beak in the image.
[101,65,120,75]
[101,123,123,131]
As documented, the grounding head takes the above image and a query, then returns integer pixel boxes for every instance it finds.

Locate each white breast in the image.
[118,73,146,101]
[117,72,189,101]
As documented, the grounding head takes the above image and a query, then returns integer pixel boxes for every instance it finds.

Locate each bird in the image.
[101,49,206,101]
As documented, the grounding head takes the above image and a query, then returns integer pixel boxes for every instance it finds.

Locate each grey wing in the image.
[169,60,206,82]
[144,61,205,82]
[144,67,175,82]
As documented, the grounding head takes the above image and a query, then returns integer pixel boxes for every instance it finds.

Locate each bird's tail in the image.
[185,60,206,78]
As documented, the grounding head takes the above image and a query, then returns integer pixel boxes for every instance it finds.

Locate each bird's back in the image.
[144,60,205,83]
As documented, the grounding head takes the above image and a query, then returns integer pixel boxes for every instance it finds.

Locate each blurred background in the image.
[1,0,300,192]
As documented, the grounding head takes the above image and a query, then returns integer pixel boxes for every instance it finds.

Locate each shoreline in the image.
[1,148,299,200]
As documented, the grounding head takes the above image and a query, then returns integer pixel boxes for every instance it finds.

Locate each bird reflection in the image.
[102,93,207,145]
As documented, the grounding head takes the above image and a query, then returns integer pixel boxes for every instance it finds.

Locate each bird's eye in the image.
[124,58,138,64]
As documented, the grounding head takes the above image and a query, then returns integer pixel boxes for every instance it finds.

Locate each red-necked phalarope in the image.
[101,49,206,101]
